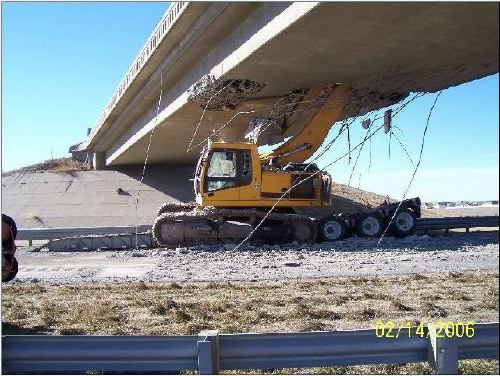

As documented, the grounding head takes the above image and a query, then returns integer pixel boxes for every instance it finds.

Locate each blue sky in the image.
[1,2,169,169]
[1,2,499,202]
[312,76,499,202]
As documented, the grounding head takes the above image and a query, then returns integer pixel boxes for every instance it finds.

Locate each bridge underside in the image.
[80,2,498,168]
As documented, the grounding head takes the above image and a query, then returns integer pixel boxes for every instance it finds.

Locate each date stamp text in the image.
[374,320,475,338]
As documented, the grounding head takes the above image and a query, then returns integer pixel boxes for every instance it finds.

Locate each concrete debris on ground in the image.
[12,231,498,286]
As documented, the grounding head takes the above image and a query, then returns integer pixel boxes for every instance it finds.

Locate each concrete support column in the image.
[93,152,106,170]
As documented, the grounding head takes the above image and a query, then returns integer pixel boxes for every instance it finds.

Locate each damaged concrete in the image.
[74,2,498,168]
[188,75,267,111]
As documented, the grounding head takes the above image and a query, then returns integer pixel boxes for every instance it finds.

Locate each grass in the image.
[2,272,498,335]
[2,271,498,374]
[3,157,91,175]
[218,359,500,375]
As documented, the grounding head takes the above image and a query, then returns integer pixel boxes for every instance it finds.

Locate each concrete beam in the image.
[79,2,499,168]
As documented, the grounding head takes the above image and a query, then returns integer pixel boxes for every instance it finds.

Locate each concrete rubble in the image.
[12,231,499,286]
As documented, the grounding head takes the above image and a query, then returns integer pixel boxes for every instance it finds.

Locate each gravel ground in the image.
[10,230,498,286]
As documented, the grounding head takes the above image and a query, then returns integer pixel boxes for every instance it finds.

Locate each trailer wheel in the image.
[319,216,347,241]
[356,213,384,237]
[389,208,416,237]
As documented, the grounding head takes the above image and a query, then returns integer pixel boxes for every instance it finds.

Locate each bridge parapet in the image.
[84,2,189,150]
[74,2,499,170]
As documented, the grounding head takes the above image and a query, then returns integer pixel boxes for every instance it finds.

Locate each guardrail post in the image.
[198,330,220,375]
[428,325,459,374]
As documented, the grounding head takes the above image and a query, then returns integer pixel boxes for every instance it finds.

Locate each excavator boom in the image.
[260,84,353,165]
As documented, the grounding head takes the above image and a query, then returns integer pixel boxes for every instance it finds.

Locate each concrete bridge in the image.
[72,2,499,169]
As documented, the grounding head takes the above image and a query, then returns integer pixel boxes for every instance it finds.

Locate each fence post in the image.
[198,330,220,375]
[427,325,459,374]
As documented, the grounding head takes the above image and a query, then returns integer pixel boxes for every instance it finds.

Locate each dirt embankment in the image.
[2,158,91,175]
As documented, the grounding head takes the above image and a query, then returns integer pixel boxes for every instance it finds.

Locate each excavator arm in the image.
[259,84,354,165]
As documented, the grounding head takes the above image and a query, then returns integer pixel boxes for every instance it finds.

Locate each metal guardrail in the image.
[45,232,155,252]
[16,225,154,251]
[2,335,198,373]
[17,216,498,243]
[16,225,151,241]
[2,323,498,374]
[416,216,499,232]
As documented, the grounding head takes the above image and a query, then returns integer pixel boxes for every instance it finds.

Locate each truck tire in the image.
[319,216,347,241]
[356,213,384,238]
[3,257,18,282]
[389,208,416,237]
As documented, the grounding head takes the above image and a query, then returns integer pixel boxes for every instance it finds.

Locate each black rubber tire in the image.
[2,214,17,239]
[356,212,385,238]
[3,257,18,283]
[319,216,347,241]
[389,208,417,237]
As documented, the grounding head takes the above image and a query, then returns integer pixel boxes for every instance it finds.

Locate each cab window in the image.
[206,151,237,192]
[207,151,237,178]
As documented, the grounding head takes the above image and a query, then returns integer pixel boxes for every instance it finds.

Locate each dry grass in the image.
[2,272,498,374]
[3,157,91,175]
[2,272,498,335]
[219,359,499,375]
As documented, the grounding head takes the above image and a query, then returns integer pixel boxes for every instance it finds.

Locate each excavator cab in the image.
[194,141,332,209]
[192,85,352,209]
[194,142,260,206]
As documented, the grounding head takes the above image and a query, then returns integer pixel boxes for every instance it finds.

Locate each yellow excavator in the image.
[153,84,421,245]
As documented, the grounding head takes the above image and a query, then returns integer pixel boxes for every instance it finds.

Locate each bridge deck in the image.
[77,2,499,168]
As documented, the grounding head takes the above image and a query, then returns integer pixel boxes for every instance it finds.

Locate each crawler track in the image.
[16,215,498,252]
[153,206,317,246]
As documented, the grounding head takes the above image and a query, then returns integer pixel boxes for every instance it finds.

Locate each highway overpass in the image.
[72,2,499,169]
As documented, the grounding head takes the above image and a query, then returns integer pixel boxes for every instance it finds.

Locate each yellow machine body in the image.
[192,85,357,210]
[195,142,332,208]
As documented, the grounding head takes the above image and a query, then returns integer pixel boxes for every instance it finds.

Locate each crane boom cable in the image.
[134,64,163,249]
[232,92,433,251]
[377,91,442,246]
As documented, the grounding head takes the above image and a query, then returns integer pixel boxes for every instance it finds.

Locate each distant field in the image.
[442,206,499,217]
[424,206,499,218]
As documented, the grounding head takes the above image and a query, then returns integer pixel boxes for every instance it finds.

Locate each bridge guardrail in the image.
[89,2,189,140]
[2,323,498,374]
